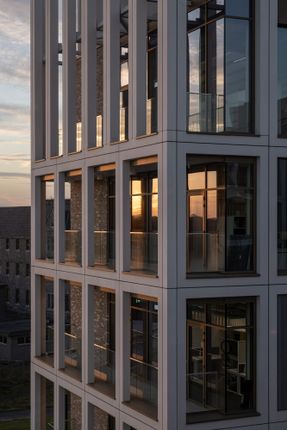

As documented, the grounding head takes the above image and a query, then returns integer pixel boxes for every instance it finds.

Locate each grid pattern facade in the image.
[31,1,287,430]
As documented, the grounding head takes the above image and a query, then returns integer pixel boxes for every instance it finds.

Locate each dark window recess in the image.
[278,0,287,137]
[15,289,20,304]
[16,239,20,250]
[186,297,256,423]
[6,239,9,250]
[26,290,30,306]
[16,263,20,276]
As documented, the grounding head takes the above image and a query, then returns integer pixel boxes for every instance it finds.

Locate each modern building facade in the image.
[30,1,287,429]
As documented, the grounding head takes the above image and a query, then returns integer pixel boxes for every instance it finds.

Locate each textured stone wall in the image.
[70,283,82,368]
[94,289,110,347]
[70,179,82,231]
[70,392,82,430]
[93,405,114,430]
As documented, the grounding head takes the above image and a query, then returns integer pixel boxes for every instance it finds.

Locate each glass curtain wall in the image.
[40,175,54,261]
[62,389,82,430]
[278,0,287,137]
[129,295,158,420]
[63,170,82,265]
[186,298,256,423]
[187,156,255,275]
[93,165,116,270]
[129,157,158,275]
[39,277,54,366]
[39,376,54,429]
[120,0,129,141]
[88,404,115,430]
[187,0,253,134]
[278,159,287,273]
[63,281,82,381]
[93,287,116,398]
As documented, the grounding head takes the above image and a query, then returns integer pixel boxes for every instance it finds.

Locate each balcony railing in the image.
[130,232,158,275]
[94,343,115,388]
[130,357,158,410]
[64,332,81,371]
[94,231,115,270]
[187,92,224,133]
[186,371,220,413]
[65,230,81,265]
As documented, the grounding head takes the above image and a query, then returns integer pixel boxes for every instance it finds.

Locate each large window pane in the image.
[129,295,158,420]
[38,277,54,367]
[187,0,253,134]
[63,170,82,266]
[93,165,116,270]
[278,159,287,273]
[187,156,255,275]
[278,0,287,137]
[39,376,54,429]
[278,295,287,410]
[40,175,54,261]
[88,404,115,430]
[129,158,158,275]
[62,281,82,381]
[61,389,82,430]
[186,298,256,423]
[92,287,116,398]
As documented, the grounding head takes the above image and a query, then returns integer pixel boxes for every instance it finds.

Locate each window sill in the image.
[186,410,260,425]
[123,270,158,279]
[186,272,259,279]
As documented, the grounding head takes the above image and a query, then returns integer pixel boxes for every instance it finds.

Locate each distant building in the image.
[0,319,30,362]
[0,207,31,316]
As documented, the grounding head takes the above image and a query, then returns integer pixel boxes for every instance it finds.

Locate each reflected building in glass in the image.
[31,0,285,429]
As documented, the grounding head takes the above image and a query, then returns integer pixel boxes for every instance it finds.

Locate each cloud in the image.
[0,153,30,161]
[0,1,30,86]
[0,172,30,179]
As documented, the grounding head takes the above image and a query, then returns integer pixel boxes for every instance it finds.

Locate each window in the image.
[16,263,20,276]
[5,262,9,275]
[26,264,30,277]
[25,290,30,306]
[187,0,253,134]
[278,295,287,410]
[15,288,20,304]
[16,239,20,250]
[6,239,9,250]
[88,404,116,430]
[278,159,287,274]
[92,287,116,398]
[62,170,82,266]
[62,281,82,380]
[26,239,30,251]
[129,157,158,275]
[187,156,255,275]
[186,297,256,423]
[0,336,7,344]
[17,336,30,345]
[39,174,54,261]
[38,277,54,366]
[39,376,54,428]
[60,389,82,430]
[119,2,129,142]
[93,164,116,270]
[278,0,287,137]
[129,295,158,420]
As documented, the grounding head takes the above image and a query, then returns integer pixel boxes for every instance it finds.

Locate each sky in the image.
[0,0,30,207]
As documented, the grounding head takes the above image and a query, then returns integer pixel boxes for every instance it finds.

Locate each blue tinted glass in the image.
[226,0,250,18]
